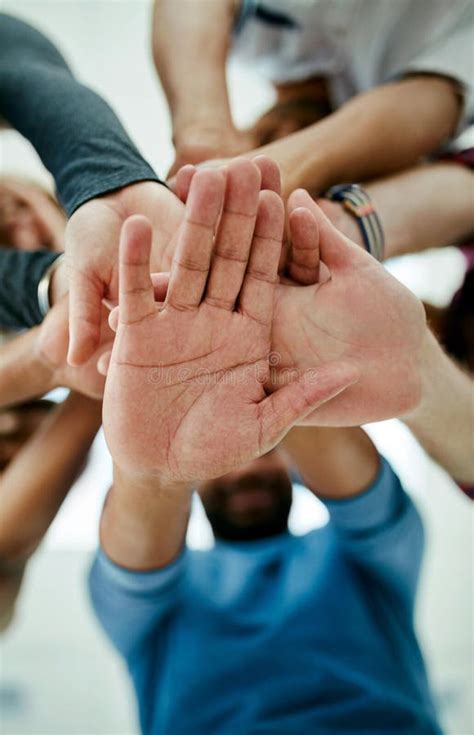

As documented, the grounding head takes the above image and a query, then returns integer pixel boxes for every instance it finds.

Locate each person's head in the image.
[0,400,56,472]
[0,177,66,252]
[198,449,293,542]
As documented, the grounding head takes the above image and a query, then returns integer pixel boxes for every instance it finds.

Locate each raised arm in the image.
[247,74,462,199]
[402,332,474,486]
[272,191,474,485]
[0,13,184,365]
[318,160,474,260]
[282,425,424,609]
[0,392,101,564]
[152,0,248,174]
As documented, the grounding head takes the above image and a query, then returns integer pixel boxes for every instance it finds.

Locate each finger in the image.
[288,207,320,284]
[258,361,360,450]
[150,272,170,302]
[67,264,104,366]
[119,215,155,324]
[252,155,281,194]
[108,306,119,333]
[287,189,353,268]
[204,159,261,310]
[97,350,112,376]
[175,164,197,202]
[238,190,284,323]
[166,169,225,311]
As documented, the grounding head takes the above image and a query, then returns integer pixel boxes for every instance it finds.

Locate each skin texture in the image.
[103,161,357,482]
[271,189,427,425]
[170,162,427,426]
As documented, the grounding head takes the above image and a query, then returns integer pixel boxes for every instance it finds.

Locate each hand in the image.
[103,161,356,482]
[168,125,252,178]
[36,295,112,399]
[65,181,184,366]
[170,155,283,212]
[271,190,427,425]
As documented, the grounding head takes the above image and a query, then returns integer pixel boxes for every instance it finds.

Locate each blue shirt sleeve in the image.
[89,548,186,660]
[0,14,161,216]
[322,457,425,613]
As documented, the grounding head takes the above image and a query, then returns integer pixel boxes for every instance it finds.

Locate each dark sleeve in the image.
[0,248,59,329]
[0,13,162,216]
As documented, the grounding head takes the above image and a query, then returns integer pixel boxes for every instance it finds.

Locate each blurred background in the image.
[0,2,472,734]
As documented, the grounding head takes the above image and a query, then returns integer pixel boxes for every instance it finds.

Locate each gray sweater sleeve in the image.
[0,13,163,216]
[0,13,165,329]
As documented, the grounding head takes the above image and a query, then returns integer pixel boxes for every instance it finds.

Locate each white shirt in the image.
[232,0,474,132]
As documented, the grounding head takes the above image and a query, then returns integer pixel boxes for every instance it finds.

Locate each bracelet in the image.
[325,184,385,262]
[37,254,64,318]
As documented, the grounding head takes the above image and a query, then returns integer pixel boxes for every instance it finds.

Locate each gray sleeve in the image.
[0,13,163,217]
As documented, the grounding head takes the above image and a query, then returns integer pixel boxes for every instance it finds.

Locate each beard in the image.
[203,471,293,542]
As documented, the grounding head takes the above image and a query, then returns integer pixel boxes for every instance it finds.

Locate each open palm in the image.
[103,163,355,482]
[271,190,427,425]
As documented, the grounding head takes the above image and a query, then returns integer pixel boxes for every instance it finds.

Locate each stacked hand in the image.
[271,189,427,425]
[36,294,113,399]
[65,181,184,366]
[102,160,356,482]
[166,160,427,426]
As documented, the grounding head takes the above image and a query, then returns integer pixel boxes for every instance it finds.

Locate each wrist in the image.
[113,464,191,498]
[402,329,444,427]
[252,130,333,198]
[281,426,380,500]
[401,328,472,433]
[173,110,235,145]
[30,330,57,394]
[48,257,68,306]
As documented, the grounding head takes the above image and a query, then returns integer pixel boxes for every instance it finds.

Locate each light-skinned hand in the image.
[103,161,357,482]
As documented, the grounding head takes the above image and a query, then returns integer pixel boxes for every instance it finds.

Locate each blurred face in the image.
[0,402,54,472]
[199,450,293,542]
[0,179,66,252]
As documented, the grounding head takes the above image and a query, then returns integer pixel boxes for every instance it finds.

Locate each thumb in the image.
[67,264,104,366]
[97,349,112,376]
[258,361,359,451]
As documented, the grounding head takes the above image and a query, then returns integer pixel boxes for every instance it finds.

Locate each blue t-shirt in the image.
[89,458,442,735]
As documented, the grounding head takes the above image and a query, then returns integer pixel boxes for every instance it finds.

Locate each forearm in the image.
[403,330,474,484]
[250,76,461,197]
[0,329,54,409]
[0,14,159,216]
[319,162,474,259]
[0,392,101,561]
[368,163,474,258]
[281,426,379,500]
[152,0,237,142]
[100,466,193,571]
